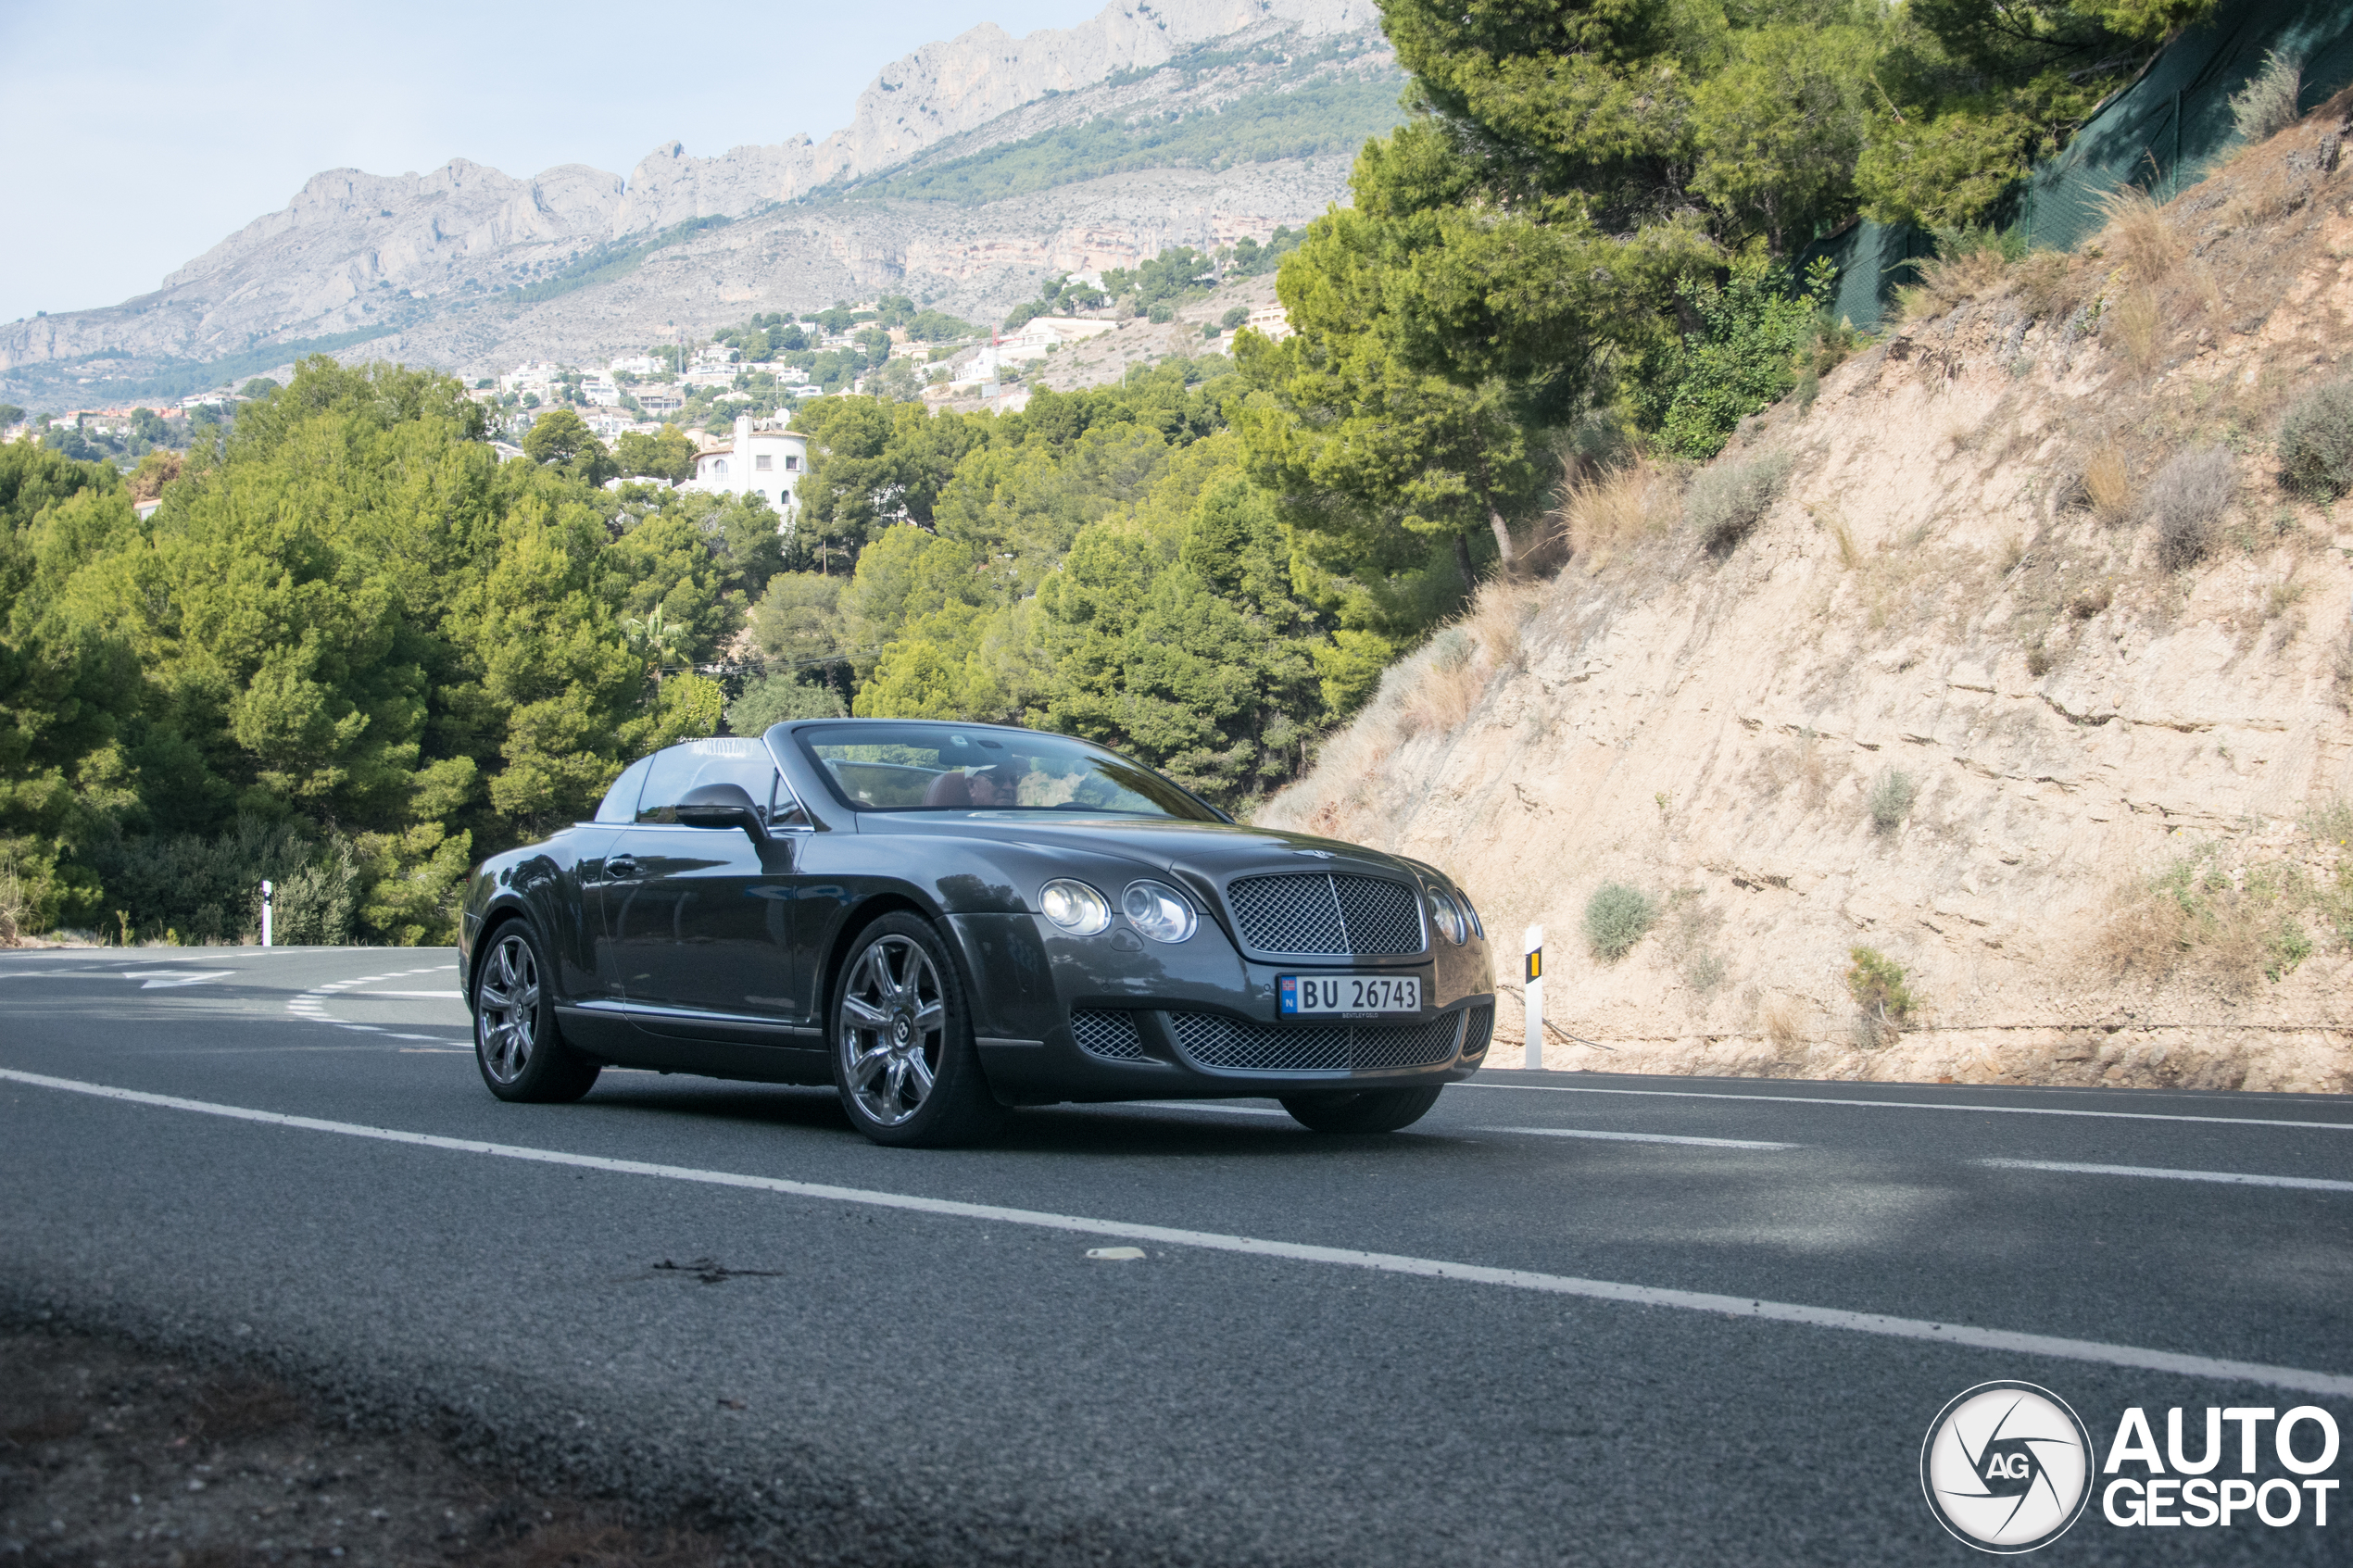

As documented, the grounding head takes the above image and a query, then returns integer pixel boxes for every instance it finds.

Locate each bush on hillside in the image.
[1866,768,1918,834]
[2277,379,2353,501]
[1583,883,1657,963]
[2230,51,2303,144]
[1642,255,1835,460]
[1686,448,1793,553]
[1845,946,1914,1044]
[2145,446,2235,570]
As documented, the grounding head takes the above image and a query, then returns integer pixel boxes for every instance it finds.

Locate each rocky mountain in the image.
[0,0,1392,407]
[1261,117,2353,1096]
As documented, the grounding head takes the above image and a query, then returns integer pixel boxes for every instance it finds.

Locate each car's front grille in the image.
[1462,1004,1494,1059]
[1071,1009,1147,1061]
[1168,1010,1463,1073]
[1225,873,1425,956]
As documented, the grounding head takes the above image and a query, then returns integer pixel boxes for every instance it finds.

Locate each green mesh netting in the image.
[1799,0,2353,330]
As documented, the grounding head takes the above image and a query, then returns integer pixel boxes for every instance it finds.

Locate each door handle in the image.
[604,857,639,881]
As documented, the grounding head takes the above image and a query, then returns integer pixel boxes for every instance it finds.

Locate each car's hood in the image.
[857,813,1434,887]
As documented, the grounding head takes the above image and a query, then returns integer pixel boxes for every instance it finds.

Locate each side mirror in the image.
[674,782,767,841]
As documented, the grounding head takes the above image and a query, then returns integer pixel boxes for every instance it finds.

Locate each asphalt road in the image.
[3,944,2347,1565]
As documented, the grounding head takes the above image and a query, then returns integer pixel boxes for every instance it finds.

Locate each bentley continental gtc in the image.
[458,721,1494,1146]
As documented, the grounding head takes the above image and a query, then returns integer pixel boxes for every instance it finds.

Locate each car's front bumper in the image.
[944,911,1492,1105]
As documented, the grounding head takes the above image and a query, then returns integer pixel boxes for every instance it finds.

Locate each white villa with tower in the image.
[685,414,807,523]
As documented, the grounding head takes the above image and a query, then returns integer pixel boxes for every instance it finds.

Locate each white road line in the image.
[1451,1081,2353,1132]
[3,1066,2346,1399]
[343,990,463,999]
[1124,1101,1292,1118]
[1979,1159,2353,1194]
[1479,1125,1797,1150]
[118,970,237,989]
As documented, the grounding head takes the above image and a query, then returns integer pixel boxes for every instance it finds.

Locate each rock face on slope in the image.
[1260,116,2353,1095]
[0,0,1388,403]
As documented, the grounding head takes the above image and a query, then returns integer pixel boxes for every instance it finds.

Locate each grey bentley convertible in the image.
[458,720,1493,1146]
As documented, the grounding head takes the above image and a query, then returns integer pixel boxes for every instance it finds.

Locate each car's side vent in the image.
[1461,1005,1495,1060]
[1071,1009,1147,1061]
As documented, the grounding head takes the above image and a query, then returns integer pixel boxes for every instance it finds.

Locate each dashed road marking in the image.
[4,1065,2347,1400]
[1451,1080,2353,1132]
[1978,1158,2353,1193]
[1478,1125,1798,1150]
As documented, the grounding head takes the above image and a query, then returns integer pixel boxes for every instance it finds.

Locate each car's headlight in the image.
[1039,879,1112,935]
[1428,888,1466,945]
[1459,892,1484,939]
[1121,880,1197,943]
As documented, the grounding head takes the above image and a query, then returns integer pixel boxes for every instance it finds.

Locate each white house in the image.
[608,353,666,378]
[683,414,807,526]
[1239,303,1294,343]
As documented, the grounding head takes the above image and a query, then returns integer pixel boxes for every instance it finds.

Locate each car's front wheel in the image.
[472,922,600,1104]
[1280,1085,1442,1134]
[830,913,1004,1148]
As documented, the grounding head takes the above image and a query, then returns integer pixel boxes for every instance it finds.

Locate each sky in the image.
[0,0,1109,324]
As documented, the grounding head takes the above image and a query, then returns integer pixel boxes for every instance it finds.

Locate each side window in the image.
[635,739,782,824]
[593,756,653,823]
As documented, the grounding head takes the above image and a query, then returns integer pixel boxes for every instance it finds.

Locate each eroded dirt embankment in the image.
[1262,113,2353,1094]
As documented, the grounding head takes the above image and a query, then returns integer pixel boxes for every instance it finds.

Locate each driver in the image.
[963,763,1024,808]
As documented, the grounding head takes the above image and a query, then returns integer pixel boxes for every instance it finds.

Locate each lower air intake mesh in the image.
[1462,1005,1495,1059]
[1071,1010,1147,1061]
[1169,1010,1464,1073]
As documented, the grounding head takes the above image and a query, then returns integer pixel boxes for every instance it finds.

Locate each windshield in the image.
[795,724,1220,822]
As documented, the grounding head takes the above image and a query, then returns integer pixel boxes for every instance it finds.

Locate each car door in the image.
[600,740,816,1069]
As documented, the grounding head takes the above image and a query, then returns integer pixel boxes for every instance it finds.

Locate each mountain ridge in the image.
[0,0,1388,405]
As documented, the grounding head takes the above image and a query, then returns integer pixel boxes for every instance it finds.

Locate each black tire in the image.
[472,921,600,1104]
[829,912,1005,1148]
[1280,1085,1443,1134]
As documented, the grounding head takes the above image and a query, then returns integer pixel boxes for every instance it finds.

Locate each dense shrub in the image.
[2145,445,2235,570]
[725,673,846,733]
[2229,51,2303,144]
[1583,882,1658,962]
[1866,768,1918,833]
[1686,448,1793,553]
[1639,256,1835,460]
[1845,946,1915,1042]
[76,818,351,946]
[2277,380,2353,501]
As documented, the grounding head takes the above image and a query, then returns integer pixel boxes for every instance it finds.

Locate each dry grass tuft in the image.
[2230,50,2304,144]
[2145,445,2236,570]
[2106,286,2164,372]
[2082,444,2135,526]
[2093,185,2182,286]
[1894,245,2011,321]
[1563,458,1679,570]
[1762,997,1804,1055]
[2013,251,2085,321]
[2095,847,2336,997]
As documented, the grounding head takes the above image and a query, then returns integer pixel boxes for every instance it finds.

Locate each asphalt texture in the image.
[2,944,2347,1566]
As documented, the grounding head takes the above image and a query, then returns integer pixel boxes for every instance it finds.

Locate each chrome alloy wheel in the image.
[475,932,541,1085]
[838,934,946,1127]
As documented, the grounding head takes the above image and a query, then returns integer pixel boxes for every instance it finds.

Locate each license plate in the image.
[1279,974,1421,1016]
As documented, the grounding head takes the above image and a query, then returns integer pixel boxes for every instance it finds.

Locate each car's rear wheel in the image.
[830,913,1004,1148]
[1280,1085,1442,1134]
[472,922,600,1104]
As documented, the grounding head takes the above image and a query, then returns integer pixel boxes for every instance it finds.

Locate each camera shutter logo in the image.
[1921,1382,2094,1552]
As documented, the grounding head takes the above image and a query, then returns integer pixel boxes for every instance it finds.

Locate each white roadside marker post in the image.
[260,880,273,948]
[1523,924,1543,1071]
